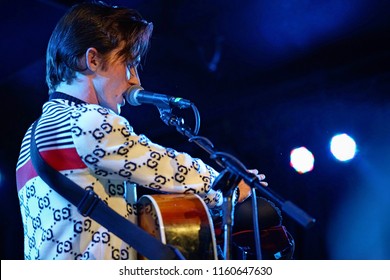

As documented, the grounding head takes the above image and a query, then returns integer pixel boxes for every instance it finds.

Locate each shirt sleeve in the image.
[70,104,222,207]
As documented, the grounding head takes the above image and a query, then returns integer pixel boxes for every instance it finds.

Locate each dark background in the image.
[1,0,390,260]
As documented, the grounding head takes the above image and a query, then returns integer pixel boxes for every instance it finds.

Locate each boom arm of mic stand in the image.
[240,172,316,228]
[159,110,316,228]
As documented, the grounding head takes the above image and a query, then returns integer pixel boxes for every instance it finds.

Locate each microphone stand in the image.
[212,169,242,259]
[157,107,316,259]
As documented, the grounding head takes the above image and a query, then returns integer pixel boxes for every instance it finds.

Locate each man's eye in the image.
[127,61,140,70]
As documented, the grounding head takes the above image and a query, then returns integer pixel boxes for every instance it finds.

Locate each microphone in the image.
[125,85,192,109]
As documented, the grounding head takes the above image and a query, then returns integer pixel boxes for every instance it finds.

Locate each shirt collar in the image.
[49,92,87,105]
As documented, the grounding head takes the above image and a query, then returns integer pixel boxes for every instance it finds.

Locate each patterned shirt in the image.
[16,92,222,260]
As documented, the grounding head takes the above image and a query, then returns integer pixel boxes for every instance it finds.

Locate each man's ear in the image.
[85,48,101,72]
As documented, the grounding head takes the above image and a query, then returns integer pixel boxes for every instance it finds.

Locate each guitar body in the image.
[138,194,218,260]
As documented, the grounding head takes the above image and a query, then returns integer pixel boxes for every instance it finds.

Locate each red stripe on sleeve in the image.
[40,147,87,171]
[16,148,87,191]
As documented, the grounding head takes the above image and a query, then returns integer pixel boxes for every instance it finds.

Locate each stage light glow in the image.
[290,147,314,174]
[330,133,357,161]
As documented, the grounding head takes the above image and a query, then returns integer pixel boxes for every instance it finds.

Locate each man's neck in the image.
[56,79,98,105]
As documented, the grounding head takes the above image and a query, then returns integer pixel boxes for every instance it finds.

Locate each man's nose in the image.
[128,67,141,86]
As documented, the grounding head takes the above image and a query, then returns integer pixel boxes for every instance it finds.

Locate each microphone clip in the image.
[158,107,179,126]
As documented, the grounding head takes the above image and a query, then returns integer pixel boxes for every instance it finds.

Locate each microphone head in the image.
[125,85,144,106]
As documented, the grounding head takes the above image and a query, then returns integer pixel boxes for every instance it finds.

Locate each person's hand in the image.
[237,169,268,203]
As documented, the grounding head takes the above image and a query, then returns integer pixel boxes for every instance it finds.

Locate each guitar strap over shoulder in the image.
[29,119,184,260]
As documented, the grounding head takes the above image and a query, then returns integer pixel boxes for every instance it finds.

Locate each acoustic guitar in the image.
[137,194,218,260]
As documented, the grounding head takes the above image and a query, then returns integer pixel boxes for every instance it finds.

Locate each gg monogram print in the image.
[16,92,222,260]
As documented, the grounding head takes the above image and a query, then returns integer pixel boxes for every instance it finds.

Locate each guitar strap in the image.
[29,119,184,260]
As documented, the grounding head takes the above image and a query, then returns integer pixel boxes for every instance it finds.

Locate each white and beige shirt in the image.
[16,92,222,260]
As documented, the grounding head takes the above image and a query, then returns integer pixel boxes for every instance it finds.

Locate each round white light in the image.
[330,133,357,161]
[290,147,315,174]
